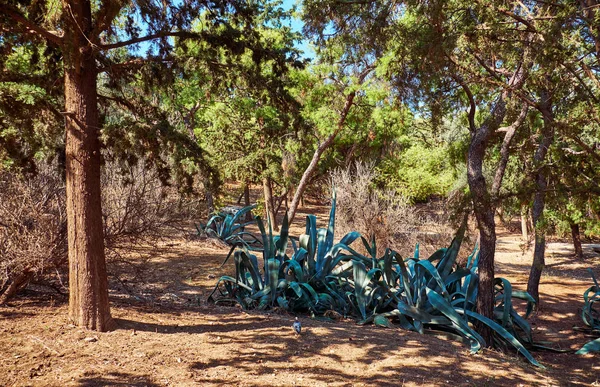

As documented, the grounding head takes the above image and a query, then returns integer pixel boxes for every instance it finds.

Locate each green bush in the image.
[376,144,455,202]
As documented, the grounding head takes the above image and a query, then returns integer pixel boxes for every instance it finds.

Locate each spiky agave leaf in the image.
[575,337,600,355]
[576,269,600,355]
[199,205,261,267]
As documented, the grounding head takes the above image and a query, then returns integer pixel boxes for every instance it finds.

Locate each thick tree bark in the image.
[263,177,278,231]
[63,1,114,331]
[527,96,554,305]
[571,223,583,260]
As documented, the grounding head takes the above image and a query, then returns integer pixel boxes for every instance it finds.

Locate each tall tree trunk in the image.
[521,203,529,242]
[468,134,498,347]
[263,177,278,231]
[571,223,583,260]
[527,97,554,305]
[244,183,252,222]
[63,1,113,331]
[457,69,522,345]
[459,59,528,344]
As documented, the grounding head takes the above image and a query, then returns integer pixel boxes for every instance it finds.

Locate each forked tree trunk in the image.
[63,1,113,331]
[458,74,517,346]
[457,57,528,345]
[571,223,583,260]
[527,97,554,305]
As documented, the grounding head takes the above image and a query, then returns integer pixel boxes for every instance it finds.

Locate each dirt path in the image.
[1,222,599,386]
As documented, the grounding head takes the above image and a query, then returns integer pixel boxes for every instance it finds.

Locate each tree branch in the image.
[91,0,127,41]
[97,31,199,50]
[97,57,173,73]
[0,5,63,46]
[453,75,477,132]
[567,133,600,165]
[492,103,529,199]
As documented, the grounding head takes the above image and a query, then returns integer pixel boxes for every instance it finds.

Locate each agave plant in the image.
[208,194,544,367]
[197,205,262,265]
[208,193,363,314]
[576,268,600,355]
[349,226,543,367]
[208,214,323,312]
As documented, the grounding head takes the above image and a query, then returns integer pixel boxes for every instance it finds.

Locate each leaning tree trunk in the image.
[570,223,583,260]
[527,98,554,306]
[63,1,114,331]
[0,270,32,305]
[287,91,358,224]
[286,131,338,225]
[287,67,373,225]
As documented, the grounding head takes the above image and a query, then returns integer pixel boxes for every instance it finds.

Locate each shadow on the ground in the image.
[109,304,599,387]
[78,372,159,387]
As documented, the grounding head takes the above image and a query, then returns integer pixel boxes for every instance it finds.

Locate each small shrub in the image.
[375,144,455,202]
[0,159,200,303]
[0,164,67,303]
[331,162,451,257]
[197,204,261,266]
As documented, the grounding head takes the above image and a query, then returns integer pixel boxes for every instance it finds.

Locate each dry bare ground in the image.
[1,205,599,386]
